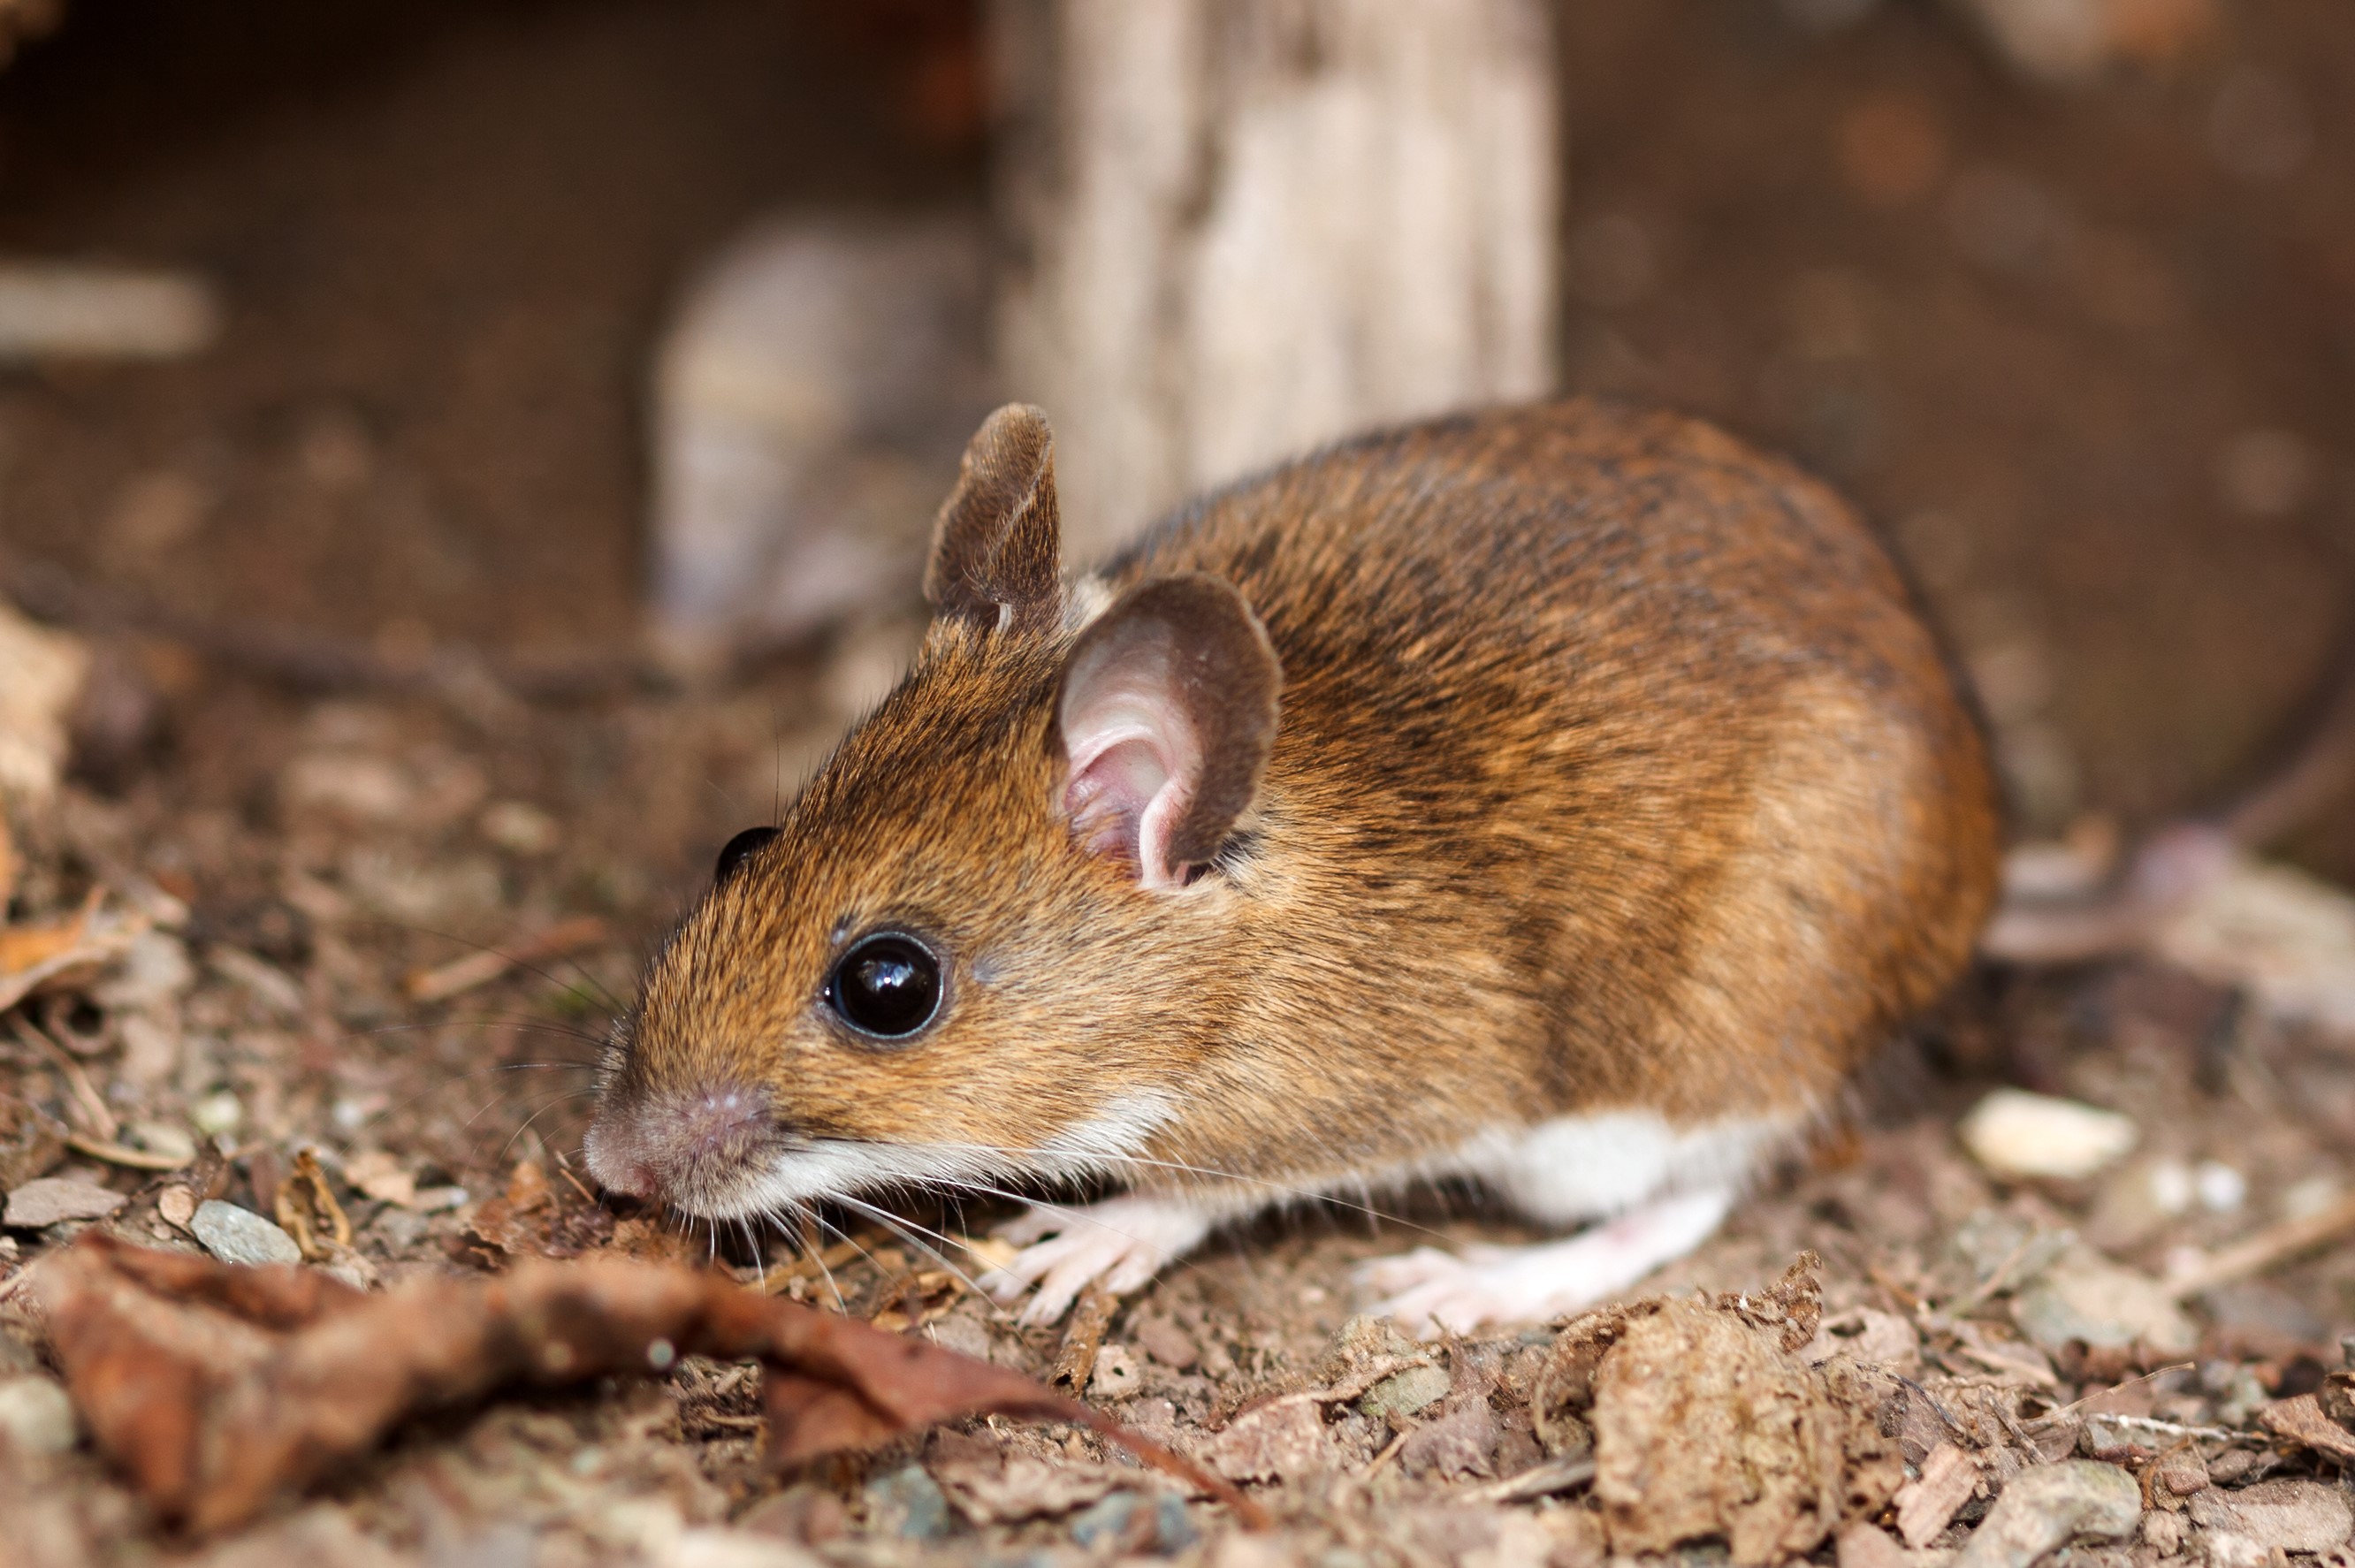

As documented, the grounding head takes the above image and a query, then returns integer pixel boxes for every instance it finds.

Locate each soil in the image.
[1,2,2352,1565]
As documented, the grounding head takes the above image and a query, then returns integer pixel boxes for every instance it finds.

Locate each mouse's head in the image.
[583,405,1282,1222]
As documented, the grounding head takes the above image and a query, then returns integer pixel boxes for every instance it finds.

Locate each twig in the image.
[2092,1413,2243,1443]
[2022,1365,2197,1435]
[1454,1454,1597,1503]
[13,1014,118,1141]
[2164,1193,2355,1299]
[1053,1283,1117,1393]
[1360,1426,1414,1481]
[402,916,611,1005]
[64,1131,190,1171]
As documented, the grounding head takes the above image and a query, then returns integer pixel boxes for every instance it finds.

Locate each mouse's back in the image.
[1101,400,2000,1124]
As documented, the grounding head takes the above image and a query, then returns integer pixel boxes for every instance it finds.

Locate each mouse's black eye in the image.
[827,932,942,1041]
[714,826,780,887]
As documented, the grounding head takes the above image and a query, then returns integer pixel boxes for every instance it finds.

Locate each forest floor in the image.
[3,1,2355,1565]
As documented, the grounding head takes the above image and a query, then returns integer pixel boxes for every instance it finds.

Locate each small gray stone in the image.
[2013,1249,2197,1356]
[1067,1490,1194,1555]
[1069,1491,1141,1549]
[4,1176,126,1229]
[1358,1363,1451,1422]
[0,1376,76,1454]
[1953,1460,2141,1568]
[190,1199,302,1267]
[865,1462,953,1541]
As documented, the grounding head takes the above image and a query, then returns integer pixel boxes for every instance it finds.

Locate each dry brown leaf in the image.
[0,890,144,1012]
[272,1149,352,1261]
[34,1234,1263,1535]
[2260,1393,2355,1463]
[1532,1254,1902,1567]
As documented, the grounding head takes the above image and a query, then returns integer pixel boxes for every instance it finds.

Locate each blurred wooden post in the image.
[990,0,1560,560]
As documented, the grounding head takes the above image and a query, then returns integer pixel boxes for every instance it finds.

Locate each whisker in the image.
[899,1138,1453,1245]
[827,1193,987,1298]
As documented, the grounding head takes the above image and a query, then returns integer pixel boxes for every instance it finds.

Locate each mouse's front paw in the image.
[979,1196,1215,1326]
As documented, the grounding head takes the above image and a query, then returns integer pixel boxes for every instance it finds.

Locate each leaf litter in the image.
[31,1232,1257,1534]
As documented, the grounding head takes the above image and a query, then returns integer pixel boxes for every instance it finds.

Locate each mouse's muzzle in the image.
[582,1078,781,1216]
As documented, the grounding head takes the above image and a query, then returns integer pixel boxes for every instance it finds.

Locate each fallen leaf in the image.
[273,1149,352,1261]
[2260,1393,2355,1463]
[1532,1254,1901,1567]
[0,892,146,1012]
[34,1234,1260,1534]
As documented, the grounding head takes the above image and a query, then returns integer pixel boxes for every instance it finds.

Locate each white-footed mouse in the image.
[584,400,2001,1336]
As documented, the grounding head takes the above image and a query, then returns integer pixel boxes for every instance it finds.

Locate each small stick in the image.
[1053,1283,1118,1394]
[14,1014,118,1141]
[64,1132,189,1171]
[2164,1193,2355,1300]
[2098,1413,2242,1443]
[402,916,610,1005]
[1455,1453,1597,1503]
[2023,1365,2197,1435]
[1360,1425,1414,1481]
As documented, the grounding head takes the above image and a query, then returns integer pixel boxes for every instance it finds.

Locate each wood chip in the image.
[1895,1440,1981,1548]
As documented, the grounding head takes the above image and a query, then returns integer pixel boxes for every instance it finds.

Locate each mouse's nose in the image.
[583,1080,777,1211]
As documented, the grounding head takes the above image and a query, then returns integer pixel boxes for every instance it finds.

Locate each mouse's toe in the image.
[975,1196,1218,1324]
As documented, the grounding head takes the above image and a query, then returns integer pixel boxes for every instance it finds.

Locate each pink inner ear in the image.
[1063,687,1201,889]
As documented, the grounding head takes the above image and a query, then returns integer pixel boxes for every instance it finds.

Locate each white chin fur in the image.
[674,1091,1182,1221]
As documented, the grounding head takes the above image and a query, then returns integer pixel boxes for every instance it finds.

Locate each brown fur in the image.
[592,400,2001,1214]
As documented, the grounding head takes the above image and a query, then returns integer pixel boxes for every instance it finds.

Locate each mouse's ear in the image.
[1055,574,1280,888]
[925,403,1063,633]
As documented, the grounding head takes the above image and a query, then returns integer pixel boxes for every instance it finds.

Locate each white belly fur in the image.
[1389,1107,1806,1227]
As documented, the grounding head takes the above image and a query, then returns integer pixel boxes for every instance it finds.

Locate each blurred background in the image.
[0,0,2347,927]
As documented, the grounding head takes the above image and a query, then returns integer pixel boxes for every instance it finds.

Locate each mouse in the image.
[583,398,2001,1336]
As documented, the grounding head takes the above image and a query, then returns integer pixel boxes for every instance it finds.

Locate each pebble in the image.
[0,1376,76,1454]
[190,1199,303,1267]
[1952,1461,2140,1568]
[4,1176,126,1228]
[2012,1249,2198,1357]
[1069,1490,1195,1554]
[1959,1088,2137,1181]
[2189,1479,2353,1554]
[863,1463,952,1541]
